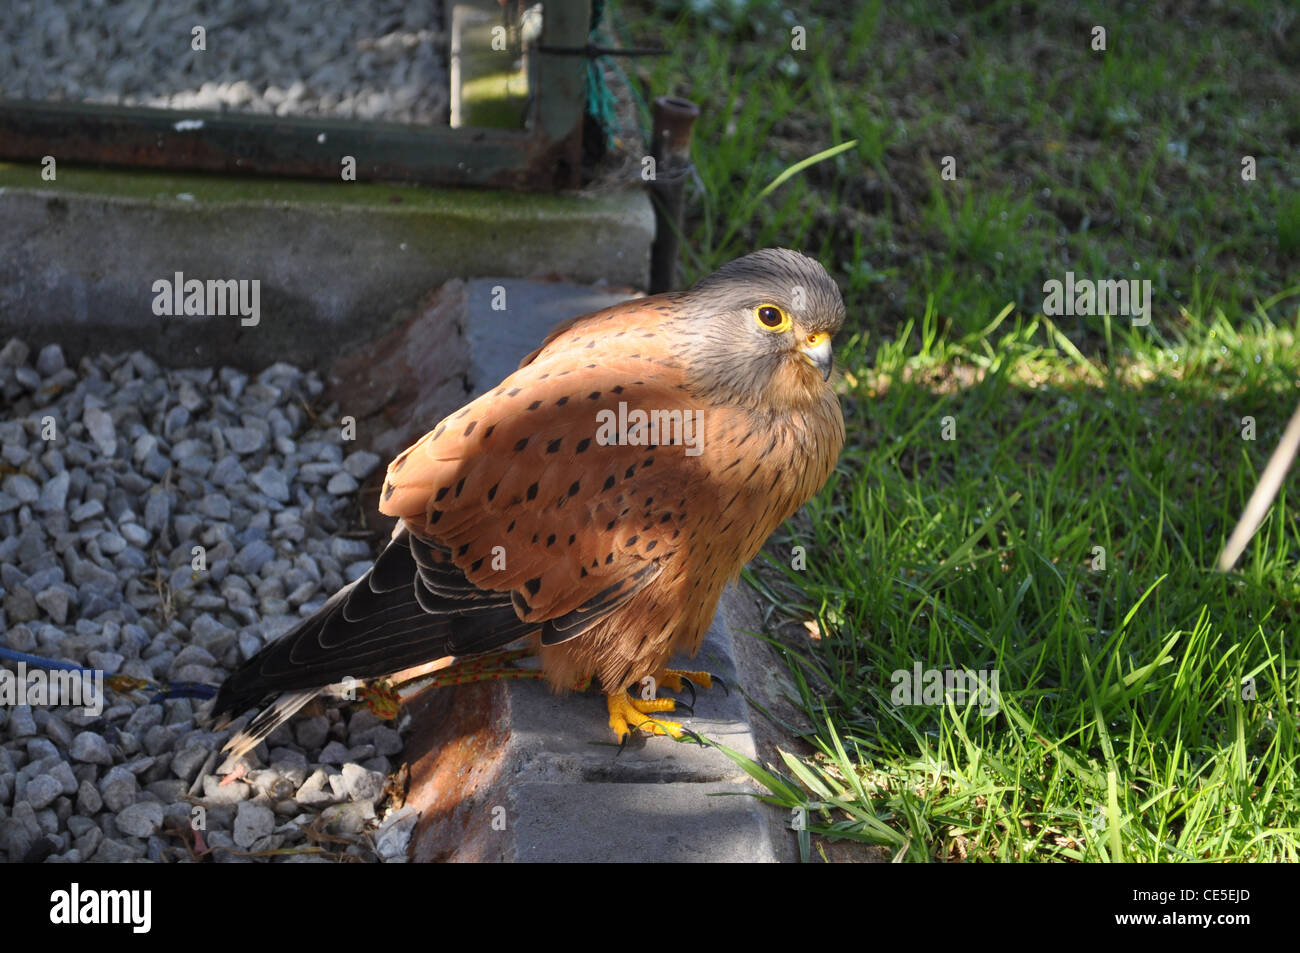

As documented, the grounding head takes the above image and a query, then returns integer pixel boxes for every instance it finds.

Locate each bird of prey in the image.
[213,248,846,758]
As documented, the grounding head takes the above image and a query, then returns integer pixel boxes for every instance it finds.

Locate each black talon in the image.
[713,674,730,697]
[679,676,698,707]
[679,727,706,747]
[674,700,694,716]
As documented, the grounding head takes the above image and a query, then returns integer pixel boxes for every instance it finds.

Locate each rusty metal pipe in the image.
[648,96,700,294]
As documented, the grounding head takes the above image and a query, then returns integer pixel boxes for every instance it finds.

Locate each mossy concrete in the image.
[0,163,652,369]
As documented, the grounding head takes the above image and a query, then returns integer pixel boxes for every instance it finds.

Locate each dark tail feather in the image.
[212,527,539,722]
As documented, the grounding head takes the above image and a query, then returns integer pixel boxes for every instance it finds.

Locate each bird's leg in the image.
[433,666,547,686]
[606,692,684,741]
[388,648,542,702]
[442,648,536,675]
[390,649,592,707]
[424,648,540,686]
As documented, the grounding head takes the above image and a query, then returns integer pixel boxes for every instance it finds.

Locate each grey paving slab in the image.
[466,277,640,397]
[508,781,782,863]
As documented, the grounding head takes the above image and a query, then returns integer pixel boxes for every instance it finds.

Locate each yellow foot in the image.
[606,692,683,741]
[652,669,715,694]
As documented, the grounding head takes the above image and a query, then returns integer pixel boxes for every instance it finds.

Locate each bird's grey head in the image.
[677,248,845,410]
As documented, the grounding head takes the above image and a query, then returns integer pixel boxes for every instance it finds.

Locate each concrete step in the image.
[0,164,652,370]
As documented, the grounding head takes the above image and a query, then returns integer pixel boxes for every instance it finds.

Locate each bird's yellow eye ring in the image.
[755,304,791,332]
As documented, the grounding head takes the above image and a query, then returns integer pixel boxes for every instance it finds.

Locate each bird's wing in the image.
[513,295,669,368]
[380,333,717,634]
[216,308,717,735]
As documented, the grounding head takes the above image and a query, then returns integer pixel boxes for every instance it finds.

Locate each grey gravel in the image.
[116,801,164,838]
[0,338,30,365]
[97,766,139,814]
[341,763,386,803]
[326,471,360,495]
[0,339,410,863]
[49,760,79,795]
[38,471,71,512]
[1,2,450,125]
[294,716,330,750]
[35,586,72,624]
[93,838,147,862]
[70,732,114,765]
[36,344,66,376]
[5,473,40,503]
[8,706,37,740]
[70,499,105,522]
[82,406,118,457]
[233,801,275,848]
[342,450,382,480]
[354,725,404,757]
[75,779,103,814]
[170,745,210,783]
[25,774,64,810]
[234,539,277,575]
[317,740,351,765]
[4,803,41,858]
[224,427,266,455]
[294,769,336,807]
[251,466,291,503]
[201,773,252,806]
[5,586,38,622]
[374,806,419,862]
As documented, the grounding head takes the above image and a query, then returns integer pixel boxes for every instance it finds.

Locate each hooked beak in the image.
[799,333,834,380]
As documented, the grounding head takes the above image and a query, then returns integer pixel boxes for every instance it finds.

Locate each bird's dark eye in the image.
[755,304,790,332]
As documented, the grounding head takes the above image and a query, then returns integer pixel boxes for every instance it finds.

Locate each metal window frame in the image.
[0,1,589,191]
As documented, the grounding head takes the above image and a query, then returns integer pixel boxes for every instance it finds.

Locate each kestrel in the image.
[214,248,845,757]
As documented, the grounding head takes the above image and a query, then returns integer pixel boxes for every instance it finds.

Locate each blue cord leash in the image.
[0,646,217,704]
[0,647,87,673]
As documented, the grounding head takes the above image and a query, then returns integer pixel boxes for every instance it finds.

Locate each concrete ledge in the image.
[0,163,653,369]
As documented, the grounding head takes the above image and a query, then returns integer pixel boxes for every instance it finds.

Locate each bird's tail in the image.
[221,688,321,762]
[210,526,543,765]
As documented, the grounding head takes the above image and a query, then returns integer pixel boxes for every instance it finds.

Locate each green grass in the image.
[741,306,1300,861]
[614,0,1300,860]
